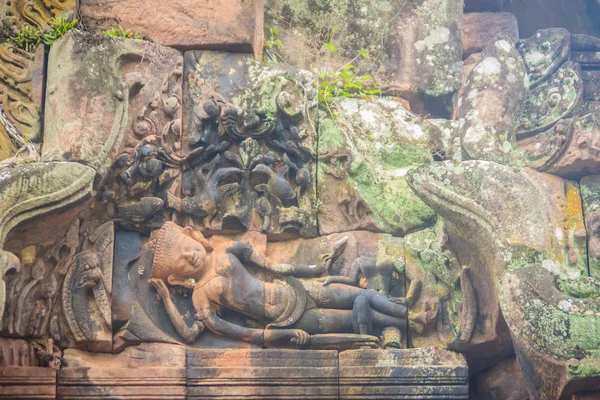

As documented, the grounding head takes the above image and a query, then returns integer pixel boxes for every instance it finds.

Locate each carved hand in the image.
[264,329,310,348]
[149,278,170,301]
[388,296,407,305]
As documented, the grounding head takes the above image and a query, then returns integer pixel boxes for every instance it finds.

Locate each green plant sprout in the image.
[264,22,284,62]
[43,17,78,45]
[10,17,77,52]
[317,31,380,117]
[104,25,143,40]
[11,26,42,52]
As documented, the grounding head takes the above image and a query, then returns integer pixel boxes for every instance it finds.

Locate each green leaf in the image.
[324,43,336,52]
[359,48,370,60]
[272,28,279,35]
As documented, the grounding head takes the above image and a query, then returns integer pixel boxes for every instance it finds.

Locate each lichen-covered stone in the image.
[516,61,583,137]
[500,265,600,399]
[581,176,600,279]
[387,0,463,104]
[458,36,528,162]
[406,160,588,370]
[515,28,571,88]
[404,220,470,350]
[318,97,439,235]
[539,112,600,178]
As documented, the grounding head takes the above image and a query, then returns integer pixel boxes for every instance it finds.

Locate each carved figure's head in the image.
[151,222,213,286]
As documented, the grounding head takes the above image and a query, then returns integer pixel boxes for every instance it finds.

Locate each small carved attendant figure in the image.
[149,222,406,348]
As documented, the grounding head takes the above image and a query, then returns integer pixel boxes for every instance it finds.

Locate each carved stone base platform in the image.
[339,348,469,399]
[58,343,186,400]
[186,349,338,399]
[53,346,467,399]
[0,367,56,399]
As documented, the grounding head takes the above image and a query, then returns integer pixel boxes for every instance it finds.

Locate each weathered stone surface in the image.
[187,349,338,399]
[405,220,476,352]
[385,0,463,105]
[581,176,600,279]
[80,0,264,59]
[2,219,114,353]
[458,36,528,163]
[516,28,571,88]
[540,112,600,179]
[43,30,183,177]
[318,97,439,236]
[582,71,600,102]
[338,348,468,399]
[0,366,56,399]
[0,0,76,32]
[500,265,600,399]
[59,343,186,399]
[471,356,530,400]
[0,338,58,398]
[516,61,582,138]
[182,51,318,239]
[0,43,45,148]
[0,161,95,326]
[462,12,519,58]
[407,161,587,370]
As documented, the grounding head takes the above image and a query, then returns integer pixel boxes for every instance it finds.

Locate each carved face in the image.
[172,233,207,280]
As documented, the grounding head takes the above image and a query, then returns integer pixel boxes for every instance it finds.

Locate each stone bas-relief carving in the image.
[4,4,600,399]
[115,221,407,350]
[181,51,318,239]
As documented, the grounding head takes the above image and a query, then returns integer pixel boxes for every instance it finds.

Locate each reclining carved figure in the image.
[149,222,406,348]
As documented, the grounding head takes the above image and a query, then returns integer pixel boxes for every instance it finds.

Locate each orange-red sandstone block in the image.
[80,0,264,58]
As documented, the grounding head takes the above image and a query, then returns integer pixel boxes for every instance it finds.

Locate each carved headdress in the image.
[151,221,212,280]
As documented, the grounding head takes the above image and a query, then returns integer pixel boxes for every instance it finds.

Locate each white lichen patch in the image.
[414,27,450,53]
[474,57,502,76]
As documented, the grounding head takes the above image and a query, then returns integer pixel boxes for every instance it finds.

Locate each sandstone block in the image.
[58,343,187,399]
[42,30,183,178]
[186,349,338,399]
[458,35,528,162]
[0,43,45,147]
[386,0,463,106]
[338,348,469,399]
[80,0,264,58]
[463,12,519,58]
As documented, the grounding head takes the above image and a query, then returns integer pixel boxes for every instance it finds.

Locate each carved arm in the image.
[226,242,326,277]
[149,279,205,343]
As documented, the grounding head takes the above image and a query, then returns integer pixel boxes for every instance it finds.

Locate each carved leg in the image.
[303,281,407,318]
[352,295,372,335]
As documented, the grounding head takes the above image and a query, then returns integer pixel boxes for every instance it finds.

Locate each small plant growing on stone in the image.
[43,17,78,45]
[11,26,42,52]
[104,25,143,40]
[317,38,380,117]
[264,23,285,62]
